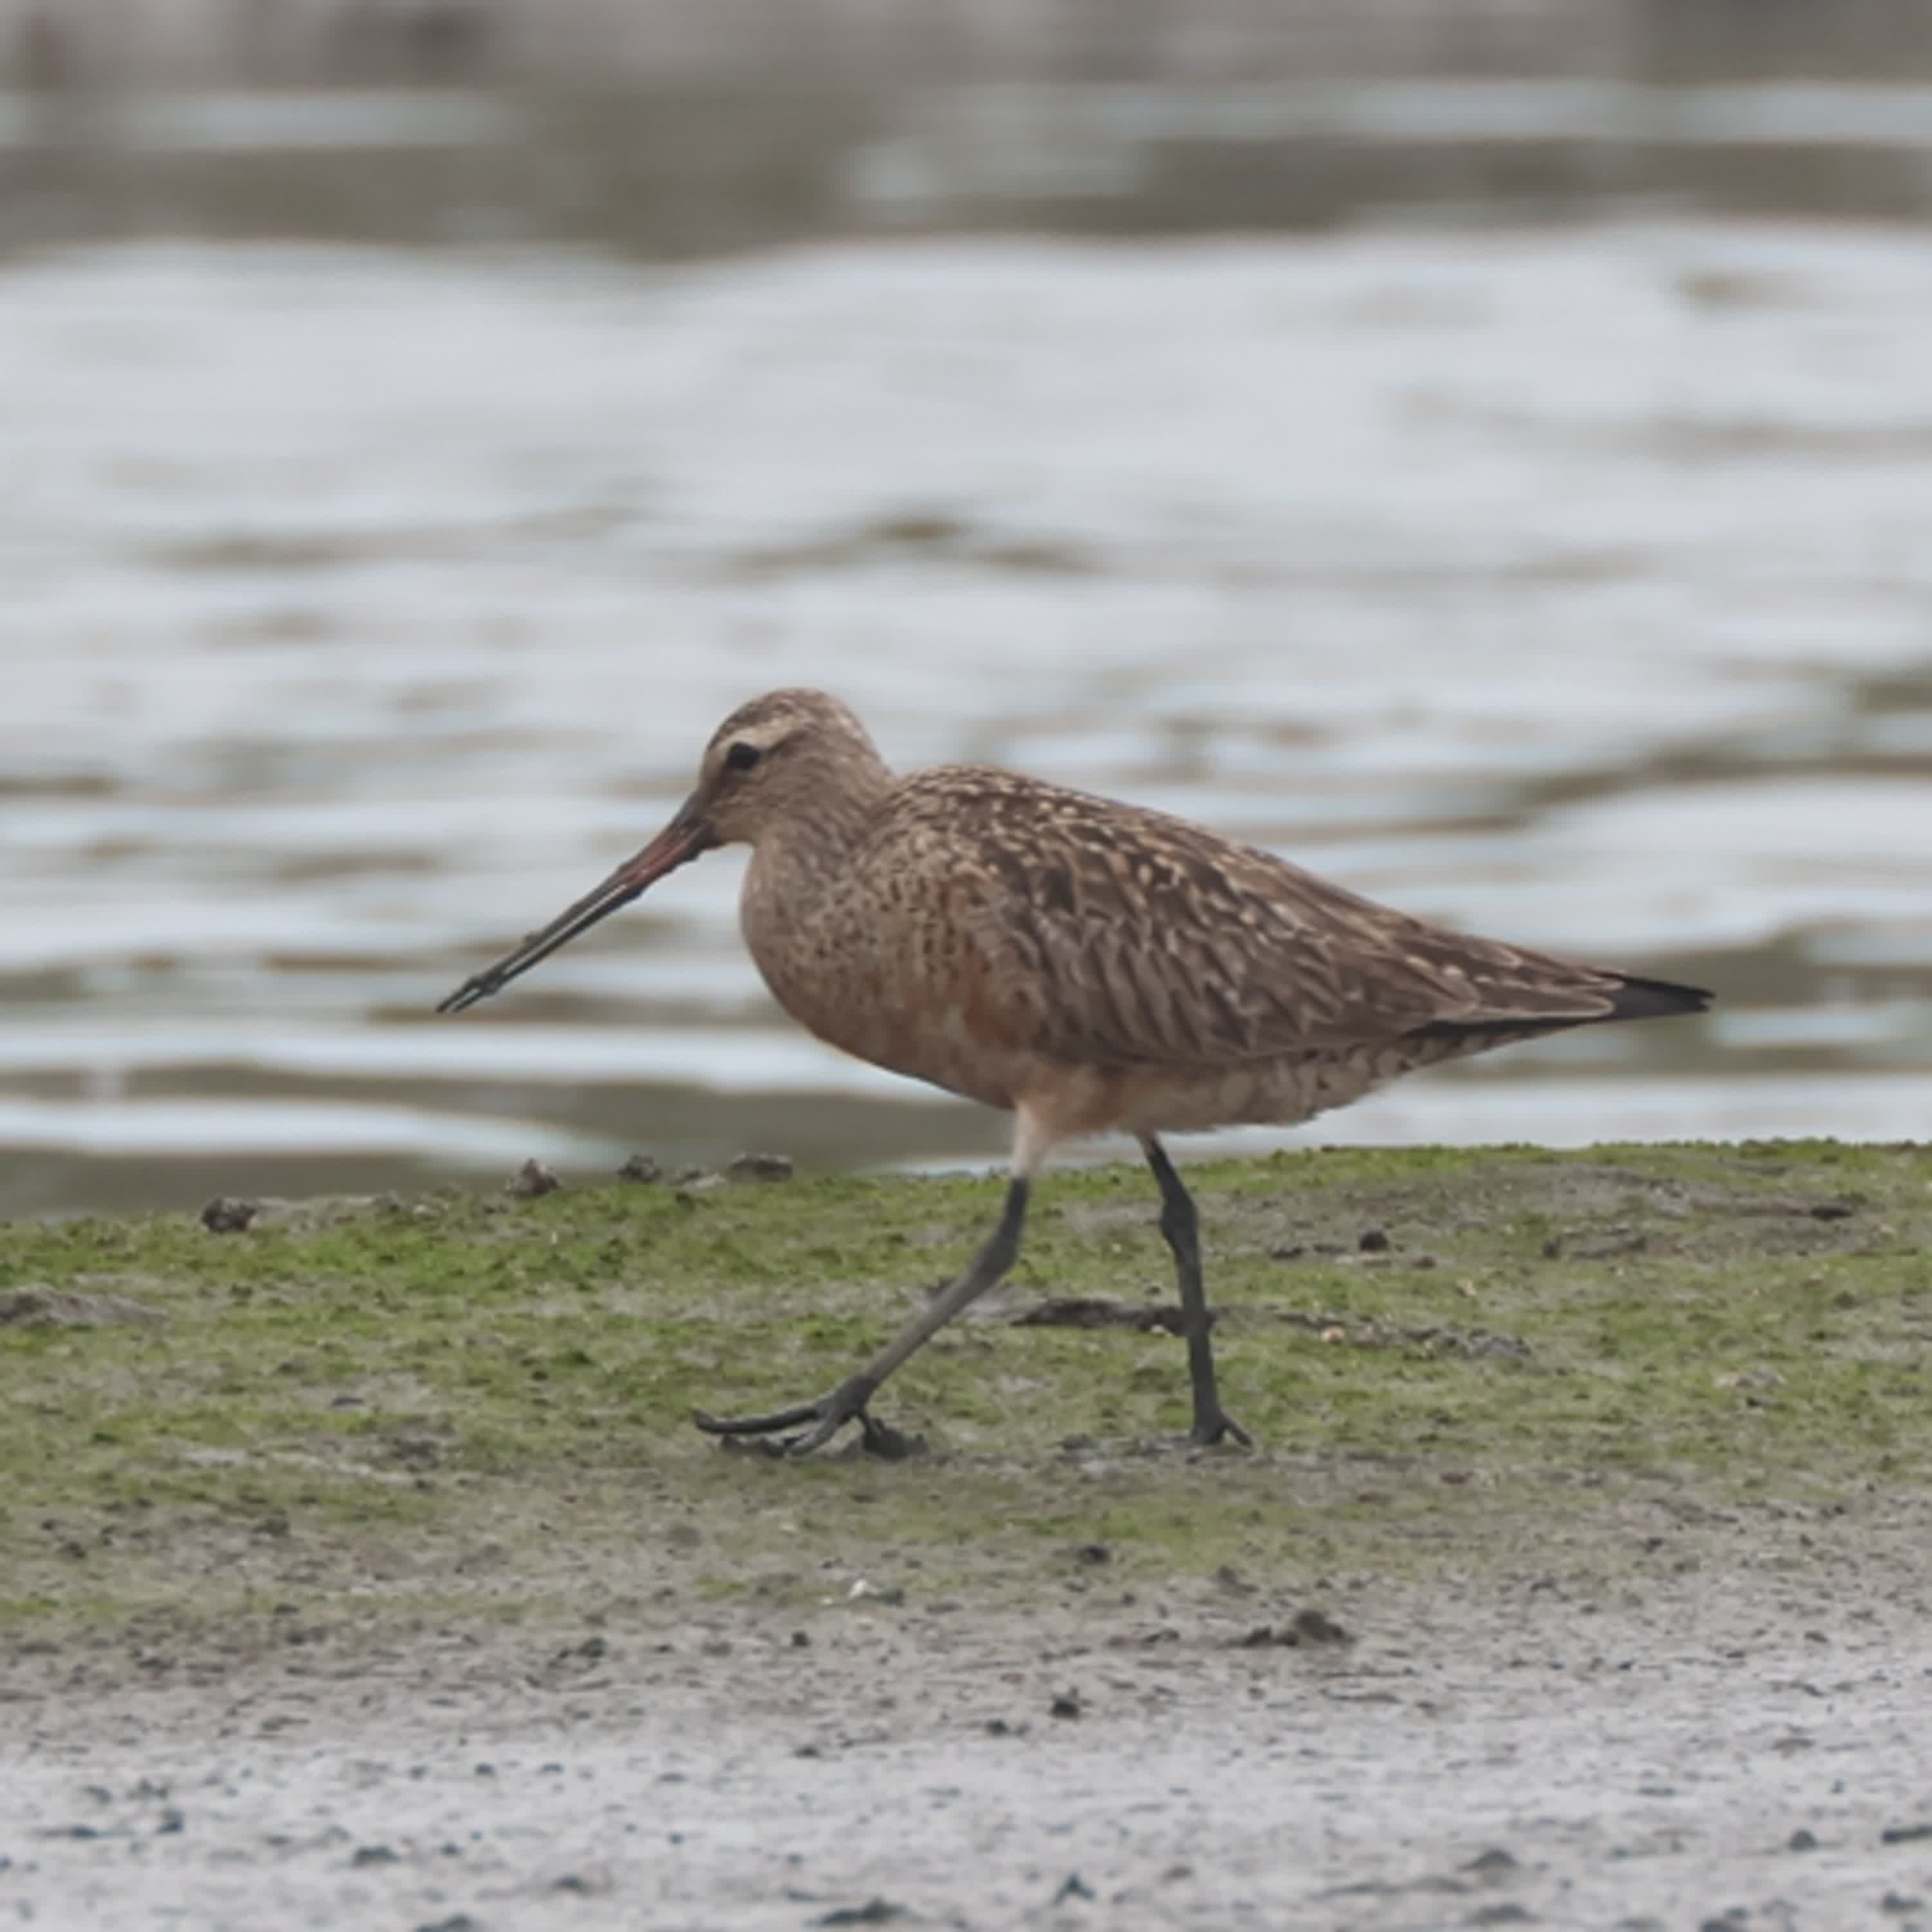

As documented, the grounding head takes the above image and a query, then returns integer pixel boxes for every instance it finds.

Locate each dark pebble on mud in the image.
[1788,1828,1818,1851]
[617,1152,661,1184]
[1466,1848,1518,1875]
[1882,1893,1925,1915]
[1053,1875,1096,1904]
[725,1151,794,1182]
[156,1809,184,1834]
[200,1196,258,1233]
[1882,1823,1932,1844]
[504,1160,560,1199]
[816,1901,907,1927]
[791,1630,811,1648]
[1359,1227,1390,1252]
[350,1844,397,1866]
[985,1718,1011,1735]
[1235,1606,1350,1648]
[1074,1542,1112,1566]
[415,1918,482,1932]
[1809,1199,1857,1220]
[1048,1691,1083,1719]
[1295,1607,1351,1644]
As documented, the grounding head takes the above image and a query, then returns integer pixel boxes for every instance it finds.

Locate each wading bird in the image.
[439,689,1709,1455]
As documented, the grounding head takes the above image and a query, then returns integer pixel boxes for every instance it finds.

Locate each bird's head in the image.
[435,688,887,1014]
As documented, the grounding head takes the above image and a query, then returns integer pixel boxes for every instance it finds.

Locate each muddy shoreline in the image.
[4,1142,1930,1924]
[7,1516,1932,1930]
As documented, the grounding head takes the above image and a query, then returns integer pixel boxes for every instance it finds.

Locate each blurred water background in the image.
[4,0,1932,1217]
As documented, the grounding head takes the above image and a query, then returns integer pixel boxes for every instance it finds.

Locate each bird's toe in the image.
[1191,1411,1253,1449]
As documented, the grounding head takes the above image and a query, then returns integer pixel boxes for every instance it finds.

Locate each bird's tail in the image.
[1597,973,1713,1023]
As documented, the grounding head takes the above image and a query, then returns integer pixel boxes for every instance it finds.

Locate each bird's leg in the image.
[693,1177,1032,1457]
[1140,1135,1251,1448]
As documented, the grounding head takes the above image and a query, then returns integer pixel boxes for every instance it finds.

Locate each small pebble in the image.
[504,1160,560,1199]
[617,1152,661,1184]
[200,1197,258,1234]
[724,1151,794,1182]
[815,1901,906,1927]
[1293,1607,1350,1645]
[1048,1692,1082,1719]
[1359,1227,1390,1253]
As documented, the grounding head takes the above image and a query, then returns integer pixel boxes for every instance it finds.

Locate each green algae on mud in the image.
[0,1140,1927,1642]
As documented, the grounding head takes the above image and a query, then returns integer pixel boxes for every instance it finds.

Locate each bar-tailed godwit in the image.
[439,689,1710,1455]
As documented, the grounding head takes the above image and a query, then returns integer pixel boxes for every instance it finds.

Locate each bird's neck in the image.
[745,759,893,899]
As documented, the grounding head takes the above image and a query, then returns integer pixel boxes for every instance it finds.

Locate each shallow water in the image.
[5,221,1932,1215]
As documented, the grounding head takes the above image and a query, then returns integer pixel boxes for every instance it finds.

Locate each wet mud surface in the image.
[6,1504,1932,1931]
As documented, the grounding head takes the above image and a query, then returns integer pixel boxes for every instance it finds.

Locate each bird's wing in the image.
[886,771,1649,1070]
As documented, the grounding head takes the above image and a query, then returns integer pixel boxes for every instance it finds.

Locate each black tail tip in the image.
[1607,974,1714,1021]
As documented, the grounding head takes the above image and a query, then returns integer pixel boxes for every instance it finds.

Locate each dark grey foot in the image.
[692,1374,911,1459]
[1191,1409,1253,1449]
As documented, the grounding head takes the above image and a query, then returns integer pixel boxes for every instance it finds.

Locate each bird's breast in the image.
[738,845,1030,1112]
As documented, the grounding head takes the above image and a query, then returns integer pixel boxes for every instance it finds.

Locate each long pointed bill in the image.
[437,798,716,1015]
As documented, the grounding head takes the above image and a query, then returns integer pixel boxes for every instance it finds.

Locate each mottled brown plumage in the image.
[440,687,1710,1455]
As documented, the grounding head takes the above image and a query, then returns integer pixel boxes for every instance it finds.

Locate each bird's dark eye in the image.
[724,741,762,773]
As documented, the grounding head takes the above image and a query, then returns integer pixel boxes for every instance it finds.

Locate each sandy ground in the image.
[7,1519,1932,1932]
